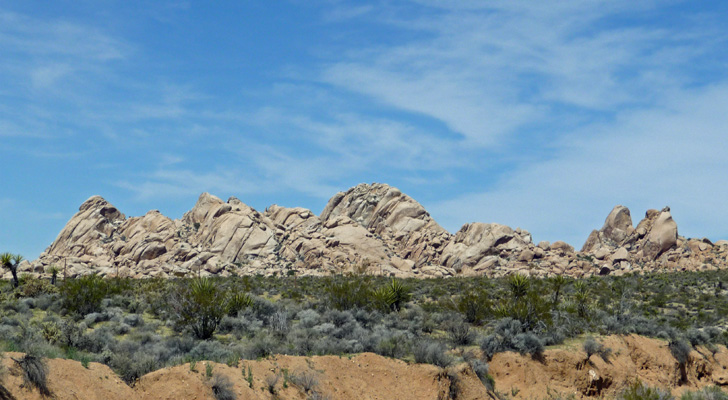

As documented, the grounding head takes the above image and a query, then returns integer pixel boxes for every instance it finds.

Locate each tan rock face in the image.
[643,210,678,260]
[26,183,724,280]
[440,223,531,271]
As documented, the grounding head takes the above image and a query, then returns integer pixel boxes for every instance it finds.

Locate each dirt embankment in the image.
[2,335,728,399]
[489,334,728,398]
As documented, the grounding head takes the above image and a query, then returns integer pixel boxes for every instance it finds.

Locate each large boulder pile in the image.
[10,183,727,280]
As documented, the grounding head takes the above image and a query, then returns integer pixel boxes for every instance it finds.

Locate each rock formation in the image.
[9,183,727,280]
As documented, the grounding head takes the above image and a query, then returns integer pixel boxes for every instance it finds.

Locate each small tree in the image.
[1,253,23,288]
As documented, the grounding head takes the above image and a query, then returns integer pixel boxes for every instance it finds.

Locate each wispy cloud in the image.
[319,1,724,146]
[431,82,728,243]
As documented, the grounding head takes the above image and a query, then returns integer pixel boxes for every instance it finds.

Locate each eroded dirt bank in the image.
[2,335,728,399]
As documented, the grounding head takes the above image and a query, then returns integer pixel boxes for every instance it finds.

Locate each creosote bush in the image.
[60,274,110,316]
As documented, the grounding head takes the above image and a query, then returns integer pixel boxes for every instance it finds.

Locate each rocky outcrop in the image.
[440,223,532,272]
[321,183,449,270]
[12,183,727,280]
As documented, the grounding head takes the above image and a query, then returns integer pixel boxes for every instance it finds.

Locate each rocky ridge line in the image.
[10,183,728,280]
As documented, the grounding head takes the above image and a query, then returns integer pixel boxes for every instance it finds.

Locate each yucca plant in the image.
[373,278,411,312]
[1,252,23,288]
[508,274,530,301]
[47,265,60,285]
[227,291,253,317]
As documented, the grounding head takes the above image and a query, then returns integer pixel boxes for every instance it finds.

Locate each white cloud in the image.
[319,1,719,146]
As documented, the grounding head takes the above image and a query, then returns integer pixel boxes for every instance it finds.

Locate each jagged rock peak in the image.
[321,182,445,236]
[582,205,679,262]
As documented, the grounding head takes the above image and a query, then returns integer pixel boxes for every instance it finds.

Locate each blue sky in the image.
[2,1,728,259]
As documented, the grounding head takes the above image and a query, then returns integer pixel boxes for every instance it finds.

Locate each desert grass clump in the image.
[617,380,672,400]
[210,373,237,400]
[12,354,51,396]
[290,369,319,393]
[265,373,279,394]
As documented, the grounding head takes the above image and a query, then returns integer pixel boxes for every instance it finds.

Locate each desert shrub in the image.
[167,277,227,340]
[479,318,543,360]
[325,277,374,310]
[617,380,673,400]
[219,315,262,338]
[413,341,451,368]
[12,354,50,396]
[83,312,110,326]
[290,369,319,393]
[265,373,279,394]
[243,333,279,359]
[34,293,57,311]
[447,318,474,346]
[669,339,692,365]
[469,359,495,391]
[18,276,57,298]
[288,327,317,355]
[250,297,278,320]
[681,386,728,399]
[375,331,409,358]
[455,289,491,325]
[60,274,109,316]
[686,329,710,347]
[109,352,158,384]
[79,326,115,353]
[583,337,612,362]
[58,320,87,348]
[188,341,242,363]
[513,332,544,359]
[297,309,321,328]
[209,374,237,400]
[122,313,145,327]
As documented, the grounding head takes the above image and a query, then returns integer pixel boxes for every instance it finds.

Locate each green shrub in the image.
[455,290,491,324]
[168,277,227,340]
[18,276,58,297]
[325,277,374,310]
[60,274,109,316]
